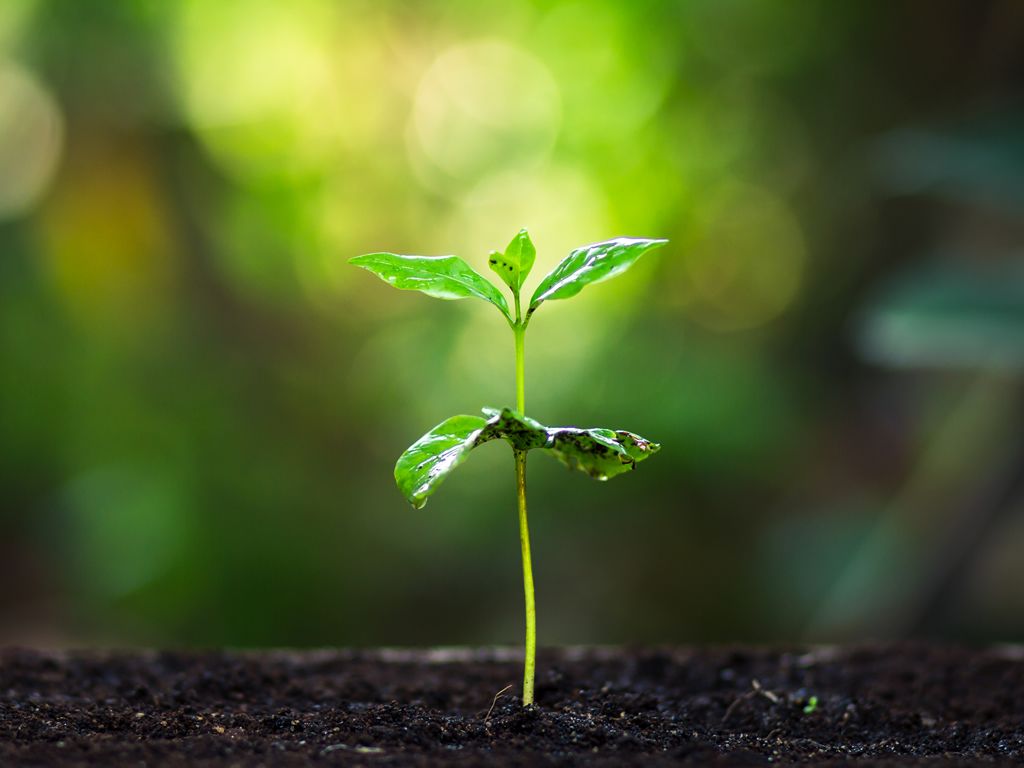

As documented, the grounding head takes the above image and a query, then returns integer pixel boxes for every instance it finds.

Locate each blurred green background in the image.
[1,0,1023,649]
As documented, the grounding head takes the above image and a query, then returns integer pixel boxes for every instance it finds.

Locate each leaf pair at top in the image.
[350,230,667,323]
[395,407,660,509]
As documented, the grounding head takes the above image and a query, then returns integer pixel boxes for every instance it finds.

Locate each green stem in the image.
[512,290,535,705]
[515,449,535,705]
[514,325,526,414]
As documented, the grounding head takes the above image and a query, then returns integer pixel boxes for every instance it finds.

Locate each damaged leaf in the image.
[481,408,659,479]
[543,425,660,480]
[395,408,660,508]
[488,229,536,292]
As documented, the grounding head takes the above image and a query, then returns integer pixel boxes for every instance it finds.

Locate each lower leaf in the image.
[394,408,660,508]
[394,414,488,509]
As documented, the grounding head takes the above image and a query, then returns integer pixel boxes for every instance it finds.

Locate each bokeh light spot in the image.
[535,2,674,141]
[410,39,560,192]
[173,0,345,184]
[678,182,805,331]
[448,165,607,270]
[0,61,63,219]
[38,144,176,330]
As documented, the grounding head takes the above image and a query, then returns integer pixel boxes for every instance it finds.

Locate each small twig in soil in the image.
[484,684,515,721]
[722,678,781,724]
[751,678,780,704]
[321,744,384,756]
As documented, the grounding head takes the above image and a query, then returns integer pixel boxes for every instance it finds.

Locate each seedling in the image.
[351,230,667,705]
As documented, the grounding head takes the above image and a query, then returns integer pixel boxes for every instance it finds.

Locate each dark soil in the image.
[2,645,1023,766]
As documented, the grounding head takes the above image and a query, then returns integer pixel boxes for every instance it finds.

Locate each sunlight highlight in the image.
[0,61,63,219]
[173,0,345,184]
[680,182,805,331]
[409,39,561,192]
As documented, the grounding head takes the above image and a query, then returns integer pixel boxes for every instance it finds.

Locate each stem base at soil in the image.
[515,448,535,705]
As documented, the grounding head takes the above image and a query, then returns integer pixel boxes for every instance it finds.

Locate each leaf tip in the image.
[350,252,389,267]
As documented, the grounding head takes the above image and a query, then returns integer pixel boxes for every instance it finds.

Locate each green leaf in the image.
[394,414,489,509]
[488,229,536,292]
[395,408,660,508]
[528,237,668,314]
[481,407,659,479]
[478,408,550,451]
[350,252,511,321]
[539,423,659,481]
[548,427,659,480]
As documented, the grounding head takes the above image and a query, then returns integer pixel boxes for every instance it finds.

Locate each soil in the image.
[2,645,1023,766]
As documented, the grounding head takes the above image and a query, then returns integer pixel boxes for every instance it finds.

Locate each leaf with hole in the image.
[395,408,660,508]
[488,228,536,292]
[481,408,660,481]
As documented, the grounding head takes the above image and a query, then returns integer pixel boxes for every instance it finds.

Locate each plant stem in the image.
[512,290,535,705]
[514,296,525,414]
[515,448,535,706]
[514,329,526,415]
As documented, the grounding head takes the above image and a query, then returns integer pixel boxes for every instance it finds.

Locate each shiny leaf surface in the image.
[543,425,660,480]
[394,414,489,509]
[482,408,660,480]
[350,252,511,321]
[528,237,668,314]
[488,229,536,293]
[395,407,660,508]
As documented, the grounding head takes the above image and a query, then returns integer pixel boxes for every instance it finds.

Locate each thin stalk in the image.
[514,295,525,413]
[514,327,526,414]
[512,289,535,705]
[515,449,535,705]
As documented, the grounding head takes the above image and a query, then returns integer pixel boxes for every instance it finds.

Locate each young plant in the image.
[351,230,667,705]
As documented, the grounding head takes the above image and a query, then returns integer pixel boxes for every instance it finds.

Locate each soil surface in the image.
[2,645,1023,766]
